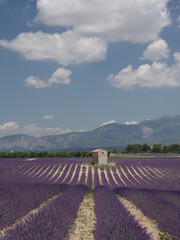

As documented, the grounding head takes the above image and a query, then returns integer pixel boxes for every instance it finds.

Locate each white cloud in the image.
[21,124,72,137]
[43,114,54,120]
[48,68,71,85]
[0,122,72,137]
[0,31,107,66]
[25,76,49,89]
[35,0,170,43]
[124,120,138,125]
[107,51,180,89]
[25,67,71,88]
[141,39,169,61]
[100,120,117,127]
[0,122,19,131]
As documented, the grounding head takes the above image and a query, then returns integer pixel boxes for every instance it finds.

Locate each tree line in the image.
[123,144,180,154]
[0,151,92,158]
[0,144,180,158]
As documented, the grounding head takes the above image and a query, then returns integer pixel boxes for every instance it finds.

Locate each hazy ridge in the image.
[0,115,180,151]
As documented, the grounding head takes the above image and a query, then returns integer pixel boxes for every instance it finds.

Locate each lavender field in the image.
[0,157,180,239]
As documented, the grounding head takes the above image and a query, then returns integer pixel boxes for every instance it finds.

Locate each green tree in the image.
[141,144,151,152]
[152,144,162,153]
[162,145,169,153]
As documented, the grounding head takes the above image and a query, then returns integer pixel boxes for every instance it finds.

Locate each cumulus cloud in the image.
[107,51,180,89]
[0,122,19,131]
[25,77,49,89]
[124,120,138,125]
[43,114,54,120]
[0,31,107,66]
[48,68,71,85]
[25,67,71,89]
[141,39,169,61]
[21,124,72,137]
[35,0,170,43]
[0,122,72,138]
[100,120,117,127]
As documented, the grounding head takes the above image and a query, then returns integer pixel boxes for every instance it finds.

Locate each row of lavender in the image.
[115,188,180,240]
[1,156,180,167]
[0,184,87,240]
[1,157,180,191]
[94,186,151,240]
[0,182,67,230]
[2,165,179,191]
[1,179,180,239]
[0,157,90,182]
[0,184,153,240]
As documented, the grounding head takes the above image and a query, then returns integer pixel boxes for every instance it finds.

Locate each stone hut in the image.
[92,149,108,165]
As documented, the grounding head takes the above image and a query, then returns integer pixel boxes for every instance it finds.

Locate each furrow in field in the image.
[104,169,110,185]
[61,165,73,183]
[147,167,163,179]
[109,169,120,187]
[77,165,83,183]
[120,166,133,184]
[84,166,88,185]
[125,166,142,186]
[12,166,28,177]
[97,168,102,185]
[0,194,60,238]
[141,167,165,187]
[30,165,48,180]
[69,165,81,186]
[34,165,52,181]
[151,168,174,186]
[136,166,156,185]
[69,164,78,184]
[116,169,127,186]
[29,165,45,178]
[118,196,163,240]
[53,164,66,183]
[21,165,36,176]
[42,164,57,181]
[27,166,40,177]
[10,165,23,174]
[68,191,95,240]
[131,166,150,186]
[119,166,134,186]
[145,167,173,189]
[48,164,62,182]
[141,167,157,181]
[77,165,88,185]
[91,167,95,189]
[55,164,69,183]
[153,168,166,177]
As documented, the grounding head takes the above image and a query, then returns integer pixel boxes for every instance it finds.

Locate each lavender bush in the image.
[69,165,80,186]
[94,167,100,189]
[86,167,92,189]
[0,182,66,230]
[1,185,87,240]
[115,188,180,240]
[94,186,151,240]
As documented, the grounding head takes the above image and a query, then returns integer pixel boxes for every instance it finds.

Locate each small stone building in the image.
[92,149,108,165]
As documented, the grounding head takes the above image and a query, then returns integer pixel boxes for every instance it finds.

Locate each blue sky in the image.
[0,0,180,137]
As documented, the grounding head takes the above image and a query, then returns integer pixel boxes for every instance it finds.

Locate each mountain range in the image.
[0,115,180,151]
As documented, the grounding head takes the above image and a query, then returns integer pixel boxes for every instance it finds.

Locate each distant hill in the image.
[0,115,180,151]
